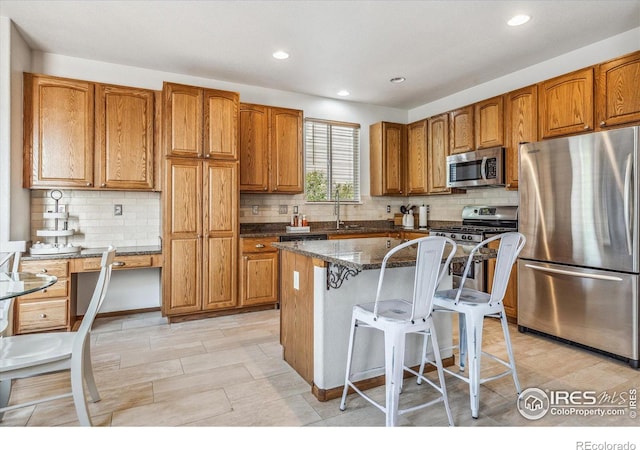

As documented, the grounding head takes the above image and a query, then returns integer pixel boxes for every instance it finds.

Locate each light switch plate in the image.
[279,205,288,214]
[252,205,259,215]
[114,204,123,216]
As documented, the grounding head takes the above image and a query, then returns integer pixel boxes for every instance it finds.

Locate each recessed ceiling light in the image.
[272,50,289,60]
[508,14,531,26]
[337,90,350,97]
[390,77,406,84]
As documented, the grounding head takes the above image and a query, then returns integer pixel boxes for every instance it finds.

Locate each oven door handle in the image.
[480,157,488,181]
[524,264,623,281]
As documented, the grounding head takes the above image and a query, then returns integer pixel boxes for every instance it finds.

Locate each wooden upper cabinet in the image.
[203,90,239,160]
[449,105,474,154]
[270,107,303,193]
[370,121,405,196]
[596,50,640,129]
[505,85,538,191]
[539,67,594,139]
[427,113,450,194]
[95,84,155,190]
[164,82,203,158]
[475,95,504,149]
[239,104,303,194]
[24,73,95,189]
[406,119,428,194]
[239,104,269,191]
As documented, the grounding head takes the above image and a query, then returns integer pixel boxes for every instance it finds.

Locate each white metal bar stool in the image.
[339,236,457,427]
[419,232,525,419]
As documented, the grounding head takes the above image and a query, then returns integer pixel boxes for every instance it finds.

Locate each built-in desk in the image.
[17,247,162,334]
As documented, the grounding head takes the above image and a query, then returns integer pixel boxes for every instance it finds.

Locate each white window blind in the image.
[305,119,360,202]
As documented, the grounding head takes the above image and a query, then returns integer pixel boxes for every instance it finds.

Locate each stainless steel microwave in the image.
[446,147,505,188]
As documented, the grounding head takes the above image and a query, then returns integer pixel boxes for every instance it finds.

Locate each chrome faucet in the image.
[334,188,343,230]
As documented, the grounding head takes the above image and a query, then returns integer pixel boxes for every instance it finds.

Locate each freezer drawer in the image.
[518,260,639,364]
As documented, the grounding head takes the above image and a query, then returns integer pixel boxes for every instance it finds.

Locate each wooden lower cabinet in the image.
[486,239,518,321]
[240,236,279,307]
[16,259,72,334]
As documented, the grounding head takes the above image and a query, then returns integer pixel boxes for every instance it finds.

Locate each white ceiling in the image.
[1,0,639,109]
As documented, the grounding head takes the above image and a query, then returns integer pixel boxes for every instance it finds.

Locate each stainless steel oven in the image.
[430,205,519,291]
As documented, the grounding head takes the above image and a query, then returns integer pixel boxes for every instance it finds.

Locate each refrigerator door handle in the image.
[480,157,488,181]
[623,153,633,256]
[524,264,624,282]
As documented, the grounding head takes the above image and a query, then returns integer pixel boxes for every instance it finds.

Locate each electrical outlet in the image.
[114,204,123,216]
[252,205,259,215]
[58,204,66,213]
[386,205,391,213]
[293,205,298,214]
[279,205,288,214]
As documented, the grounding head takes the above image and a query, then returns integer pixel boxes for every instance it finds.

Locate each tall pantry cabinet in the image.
[162,82,239,317]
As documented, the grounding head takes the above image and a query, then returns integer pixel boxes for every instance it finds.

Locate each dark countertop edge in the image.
[240,227,431,239]
[272,240,496,271]
[22,245,162,261]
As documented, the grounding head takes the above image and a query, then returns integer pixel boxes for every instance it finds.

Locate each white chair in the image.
[420,232,525,419]
[0,246,116,425]
[0,250,22,338]
[339,236,457,427]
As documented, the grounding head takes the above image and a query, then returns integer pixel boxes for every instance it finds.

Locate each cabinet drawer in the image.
[17,298,69,333]
[241,236,279,253]
[19,259,69,278]
[79,254,154,271]
[19,278,68,300]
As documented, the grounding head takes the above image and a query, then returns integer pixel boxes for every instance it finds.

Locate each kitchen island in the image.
[272,237,496,401]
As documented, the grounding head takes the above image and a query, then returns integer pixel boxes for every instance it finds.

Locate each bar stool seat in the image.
[339,236,457,427]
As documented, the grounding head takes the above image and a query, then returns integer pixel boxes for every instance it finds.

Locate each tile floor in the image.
[1,308,639,442]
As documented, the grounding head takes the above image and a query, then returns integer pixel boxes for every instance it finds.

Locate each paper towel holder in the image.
[418,204,429,230]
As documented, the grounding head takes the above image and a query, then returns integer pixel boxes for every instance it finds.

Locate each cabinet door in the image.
[241,252,278,306]
[24,74,94,188]
[427,113,450,194]
[270,107,303,193]
[449,106,474,154]
[596,51,640,129]
[406,119,428,194]
[475,96,504,149]
[162,158,203,314]
[505,85,538,191]
[204,89,239,160]
[163,82,203,158]
[203,160,238,310]
[239,103,270,192]
[95,84,155,190]
[539,67,594,139]
[369,121,405,196]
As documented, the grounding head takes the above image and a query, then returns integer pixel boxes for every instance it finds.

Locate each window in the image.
[304,119,360,202]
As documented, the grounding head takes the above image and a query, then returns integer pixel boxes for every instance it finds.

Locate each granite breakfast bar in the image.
[272,236,497,401]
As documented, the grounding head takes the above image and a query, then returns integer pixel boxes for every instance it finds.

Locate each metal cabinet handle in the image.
[584,125,590,130]
[40,268,48,273]
[40,313,47,318]
[101,183,107,187]
[255,244,265,248]
[113,261,126,267]
[600,121,606,126]
[524,264,623,281]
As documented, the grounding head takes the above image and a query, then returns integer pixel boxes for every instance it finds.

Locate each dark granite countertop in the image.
[22,245,162,261]
[240,220,459,238]
[272,237,495,271]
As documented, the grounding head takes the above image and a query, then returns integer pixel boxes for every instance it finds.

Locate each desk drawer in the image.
[17,298,69,333]
[241,237,279,253]
[19,278,68,300]
[79,254,154,271]
[19,260,69,278]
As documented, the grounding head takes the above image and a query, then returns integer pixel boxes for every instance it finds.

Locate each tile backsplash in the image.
[30,190,161,249]
[240,188,518,224]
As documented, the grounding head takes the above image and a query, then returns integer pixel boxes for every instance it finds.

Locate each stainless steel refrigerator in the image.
[518,125,639,368]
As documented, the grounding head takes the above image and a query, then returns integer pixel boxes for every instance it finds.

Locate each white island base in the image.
[278,249,453,401]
